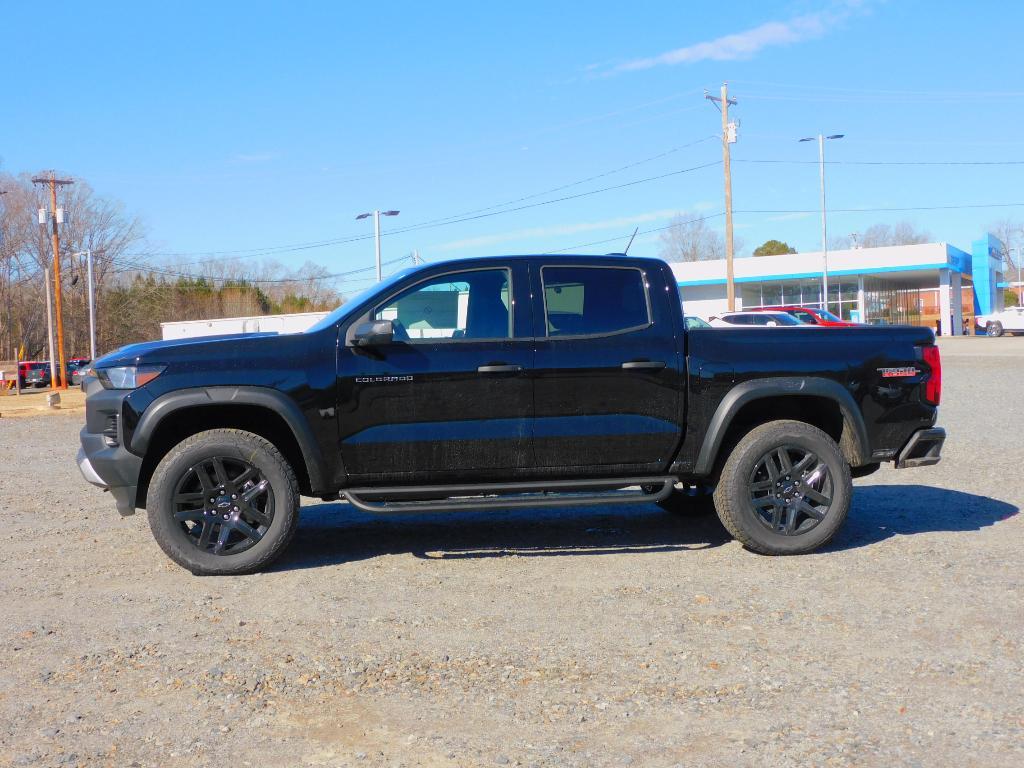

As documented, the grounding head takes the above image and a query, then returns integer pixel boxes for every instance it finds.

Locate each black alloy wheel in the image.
[712,419,852,555]
[148,429,300,575]
[748,446,834,536]
[172,456,274,555]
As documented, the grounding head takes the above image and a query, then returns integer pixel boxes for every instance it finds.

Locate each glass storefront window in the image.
[761,283,783,307]
[740,283,762,308]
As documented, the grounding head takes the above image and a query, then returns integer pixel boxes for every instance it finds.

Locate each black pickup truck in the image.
[78,255,945,575]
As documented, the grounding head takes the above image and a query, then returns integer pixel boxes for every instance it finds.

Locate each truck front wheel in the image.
[147,429,300,575]
[713,420,852,555]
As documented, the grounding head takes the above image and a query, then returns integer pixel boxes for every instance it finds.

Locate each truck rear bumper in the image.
[895,427,945,469]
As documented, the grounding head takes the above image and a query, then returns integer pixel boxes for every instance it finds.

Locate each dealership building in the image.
[672,234,1008,335]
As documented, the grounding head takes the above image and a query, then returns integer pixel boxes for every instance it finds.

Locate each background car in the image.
[976,307,1024,336]
[23,361,51,388]
[70,364,92,386]
[684,316,711,330]
[68,358,91,386]
[16,361,35,387]
[753,305,859,327]
[708,311,806,328]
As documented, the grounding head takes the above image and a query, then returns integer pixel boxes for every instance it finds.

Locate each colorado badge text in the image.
[355,375,414,383]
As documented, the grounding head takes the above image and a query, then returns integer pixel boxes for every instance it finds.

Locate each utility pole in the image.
[706,83,738,310]
[0,189,10,361]
[32,172,74,388]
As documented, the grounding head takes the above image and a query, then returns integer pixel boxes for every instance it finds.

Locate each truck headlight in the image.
[95,364,166,390]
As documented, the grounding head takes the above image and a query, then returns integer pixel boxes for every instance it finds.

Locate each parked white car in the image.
[708,311,807,328]
[976,307,1024,336]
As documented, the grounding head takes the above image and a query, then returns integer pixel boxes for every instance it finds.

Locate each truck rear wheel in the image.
[713,420,851,555]
[147,429,300,575]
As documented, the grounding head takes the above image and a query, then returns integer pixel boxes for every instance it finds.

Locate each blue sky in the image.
[4,0,1023,290]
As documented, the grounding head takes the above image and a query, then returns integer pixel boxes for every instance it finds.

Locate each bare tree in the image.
[989,217,1023,272]
[1,167,358,358]
[658,213,726,262]
[833,221,932,250]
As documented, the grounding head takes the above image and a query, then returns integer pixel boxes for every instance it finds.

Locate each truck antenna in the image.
[623,227,639,255]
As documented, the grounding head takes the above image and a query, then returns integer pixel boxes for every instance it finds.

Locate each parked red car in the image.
[19,361,51,388]
[753,305,859,327]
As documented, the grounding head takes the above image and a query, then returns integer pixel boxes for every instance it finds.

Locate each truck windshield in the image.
[304,267,419,334]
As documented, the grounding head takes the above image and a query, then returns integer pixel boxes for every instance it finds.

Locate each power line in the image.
[384,160,722,238]
[126,141,721,263]
[545,212,726,254]
[550,201,1024,254]
[735,158,1024,166]
[729,81,1024,99]
[405,135,717,228]
[737,202,1024,214]
[102,157,721,280]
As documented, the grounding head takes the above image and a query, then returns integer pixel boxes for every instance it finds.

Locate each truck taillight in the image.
[922,345,941,405]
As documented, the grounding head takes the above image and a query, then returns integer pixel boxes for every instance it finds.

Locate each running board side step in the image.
[342,476,675,514]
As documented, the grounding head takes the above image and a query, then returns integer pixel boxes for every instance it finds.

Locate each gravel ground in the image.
[1,341,1021,767]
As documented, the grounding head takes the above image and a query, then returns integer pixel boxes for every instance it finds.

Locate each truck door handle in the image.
[477,363,523,373]
[621,360,666,370]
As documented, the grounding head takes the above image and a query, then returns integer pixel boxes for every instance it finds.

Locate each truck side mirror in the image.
[352,319,394,347]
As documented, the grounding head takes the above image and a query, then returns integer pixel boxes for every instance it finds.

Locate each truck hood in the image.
[93,332,279,368]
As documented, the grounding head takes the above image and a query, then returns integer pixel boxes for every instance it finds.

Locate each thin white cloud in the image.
[435,209,680,252]
[230,151,279,164]
[613,3,863,72]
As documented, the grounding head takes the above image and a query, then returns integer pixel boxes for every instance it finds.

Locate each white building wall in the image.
[678,283,730,319]
[160,311,329,340]
[670,242,952,285]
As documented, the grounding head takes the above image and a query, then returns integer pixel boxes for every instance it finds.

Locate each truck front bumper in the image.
[895,427,945,469]
[78,427,143,517]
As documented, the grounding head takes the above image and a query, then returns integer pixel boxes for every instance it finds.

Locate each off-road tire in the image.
[713,420,852,555]
[147,429,300,575]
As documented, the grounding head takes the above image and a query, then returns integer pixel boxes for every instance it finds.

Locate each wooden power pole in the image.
[32,172,74,389]
[705,83,738,310]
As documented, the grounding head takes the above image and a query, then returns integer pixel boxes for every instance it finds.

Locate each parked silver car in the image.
[708,311,806,328]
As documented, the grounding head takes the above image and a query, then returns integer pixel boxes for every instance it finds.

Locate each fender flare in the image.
[130,386,330,493]
[692,377,870,476]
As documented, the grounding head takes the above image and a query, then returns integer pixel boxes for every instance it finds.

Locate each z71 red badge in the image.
[878,367,918,378]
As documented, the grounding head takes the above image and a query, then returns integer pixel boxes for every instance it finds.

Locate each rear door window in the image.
[542,266,650,337]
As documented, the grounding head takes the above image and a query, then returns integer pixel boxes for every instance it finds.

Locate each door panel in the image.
[531,264,681,472]
[337,265,534,479]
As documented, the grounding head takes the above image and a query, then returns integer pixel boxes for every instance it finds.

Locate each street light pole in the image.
[356,209,401,282]
[71,250,97,360]
[817,135,828,306]
[44,267,58,390]
[1010,246,1023,307]
[800,134,843,312]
